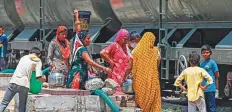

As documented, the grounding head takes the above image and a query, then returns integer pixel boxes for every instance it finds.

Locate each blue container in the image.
[78,11,91,32]
[122,79,134,94]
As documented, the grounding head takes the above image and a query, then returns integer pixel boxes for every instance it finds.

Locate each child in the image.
[200,45,219,112]
[128,31,141,51]
[174,51,213,112]
[0,47,46,112]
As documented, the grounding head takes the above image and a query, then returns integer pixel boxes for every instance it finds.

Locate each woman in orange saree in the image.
[47,26,71,83]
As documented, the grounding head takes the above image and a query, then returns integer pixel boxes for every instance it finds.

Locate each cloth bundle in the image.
[85,78,104,90]
[102,78,120,95]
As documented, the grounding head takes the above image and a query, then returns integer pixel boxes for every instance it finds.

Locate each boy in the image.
[0,47,46,112]
[127,31,141,57]
[174,51,213,112]
[200,45,219,112]
[128,31,141,51]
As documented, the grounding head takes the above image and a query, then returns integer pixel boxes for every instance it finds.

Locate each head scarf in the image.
[72,31,89,52]
[56,26,67,36]
[78,31,89,44]
[132,32,161,112]
[55,26,71,60]
[114,29,129,42]
[114,29,129,54]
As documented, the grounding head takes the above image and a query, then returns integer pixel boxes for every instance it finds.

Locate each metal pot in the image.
[48,72,65,87]
[122,79,134,94]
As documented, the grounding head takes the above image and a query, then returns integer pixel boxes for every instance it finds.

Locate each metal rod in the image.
[159,0,164,78]
[40,0,46,67]
[39,0,45,42]
[39,0,42,42]
[159,0,163,44]
[159,0,170,79]
[164,0,168,45]
[42,0,45,42]
[165,0,169,79]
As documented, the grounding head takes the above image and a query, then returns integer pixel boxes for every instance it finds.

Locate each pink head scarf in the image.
[114,29,129,55]
[114,29,129,42]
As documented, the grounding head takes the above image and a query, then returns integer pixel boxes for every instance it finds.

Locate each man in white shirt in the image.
[0,47,46,112]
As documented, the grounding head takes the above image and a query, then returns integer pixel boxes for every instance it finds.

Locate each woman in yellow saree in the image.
[124,32,161,112]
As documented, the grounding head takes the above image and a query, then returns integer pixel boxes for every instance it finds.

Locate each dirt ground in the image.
[0,91,15,112]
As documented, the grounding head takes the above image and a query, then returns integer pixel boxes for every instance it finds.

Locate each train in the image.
[1,0,232,98]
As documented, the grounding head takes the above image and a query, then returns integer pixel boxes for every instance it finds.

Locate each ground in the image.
[0,90,232,112]
[0,91,15,112]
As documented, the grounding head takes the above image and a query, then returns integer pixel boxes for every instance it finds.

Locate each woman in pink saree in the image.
[100,29,130,94]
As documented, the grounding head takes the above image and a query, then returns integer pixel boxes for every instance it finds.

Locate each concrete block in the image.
[14,93,51,112]
[0,76,11,90]
[99,98,107,112]
[76,95,102,112]
[13,90,140,112]
[15,94,104,112]
[41,88,90,95]
[35,95,77,111]
[120,107,142,112]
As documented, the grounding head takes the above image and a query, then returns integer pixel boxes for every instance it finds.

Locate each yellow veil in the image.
[132,32,161,112]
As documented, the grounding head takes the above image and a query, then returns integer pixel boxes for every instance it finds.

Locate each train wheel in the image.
[175,55,188,78]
